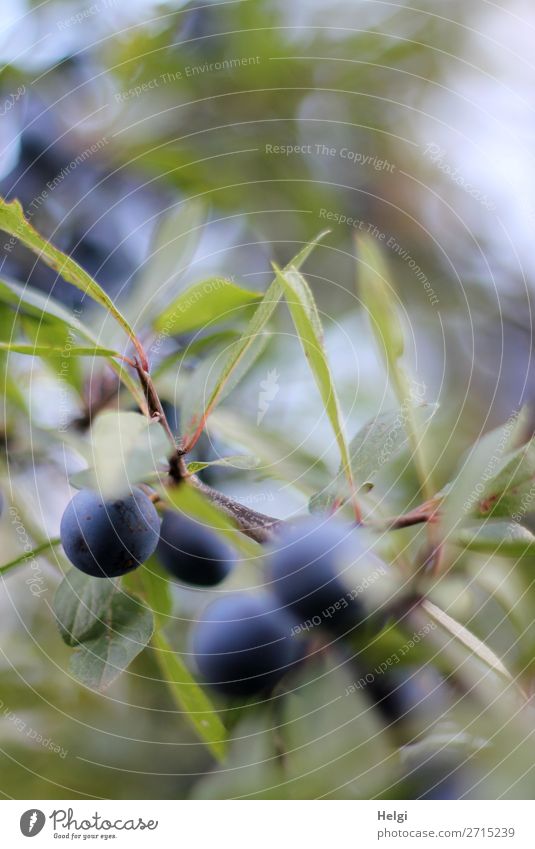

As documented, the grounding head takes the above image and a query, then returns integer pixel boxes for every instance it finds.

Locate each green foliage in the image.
[2,190,535,801]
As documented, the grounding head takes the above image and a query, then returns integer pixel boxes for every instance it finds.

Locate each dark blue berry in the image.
[157,510,234,587]
[192,593,301,697]
[268,517,365,632]
[60,488,160,578]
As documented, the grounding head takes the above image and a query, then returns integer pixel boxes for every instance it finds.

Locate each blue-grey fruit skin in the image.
[367,666,449,726]
[157,510,234,587]
[192,593,301,697]
[268,517,363,631]
[60,488,160,578]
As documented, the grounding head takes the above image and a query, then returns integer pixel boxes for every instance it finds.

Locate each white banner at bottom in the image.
[3,800,534,848]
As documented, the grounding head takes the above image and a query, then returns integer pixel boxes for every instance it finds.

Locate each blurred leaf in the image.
[54,570,153,691]
[275,264,356,505]
[124,200,205,328]
[0,341,120,357]
[356,237,434,498]
[194,655,394,799]
[180,331,270,451]
[0,538,61,576]
[19,314,84,394]
[420,599,513,683]
[456,521,535,556]
[356,234,404,367]
[0,276,89,330]
[209,408,332,495]
[82,411,169,498]
[186,455,260,474]
[154,278,260,335]
[191,712,284,799]
[153,329,241,378]
[310,404,438,512]
[441,421,520,541]
[350,404,437,484]
[280,657,394,799]
[471,434,535,519]
[151,629,227,762]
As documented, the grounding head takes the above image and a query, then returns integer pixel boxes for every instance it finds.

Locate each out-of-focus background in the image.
[1,0,535,799]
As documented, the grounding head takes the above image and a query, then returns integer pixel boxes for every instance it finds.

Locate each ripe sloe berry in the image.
[60,488,160,578]
[157,510,234,586]
[268,517,367,632]
[192,593,301,697]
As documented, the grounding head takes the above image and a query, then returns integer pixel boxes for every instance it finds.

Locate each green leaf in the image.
[0,198,140,349]
[54,570,154,691]
[274,264,356,505]
[441,421,521,539]
[154,278,261,335]
[186,455,260,474]
[456,521,535,556]
[180,231,329,452]
[140,564,227,760]
[141,556,173,628]
[82,411,170,498]
[472,434,535,519]
[151,629,227,762]
[0,276,88,330]
[0,538,61,576]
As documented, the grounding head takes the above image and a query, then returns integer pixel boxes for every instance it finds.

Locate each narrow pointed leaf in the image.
[274,264,356,502]
[0,198,139,348]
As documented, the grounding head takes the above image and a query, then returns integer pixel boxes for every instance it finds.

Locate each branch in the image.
[190,477,283,543]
